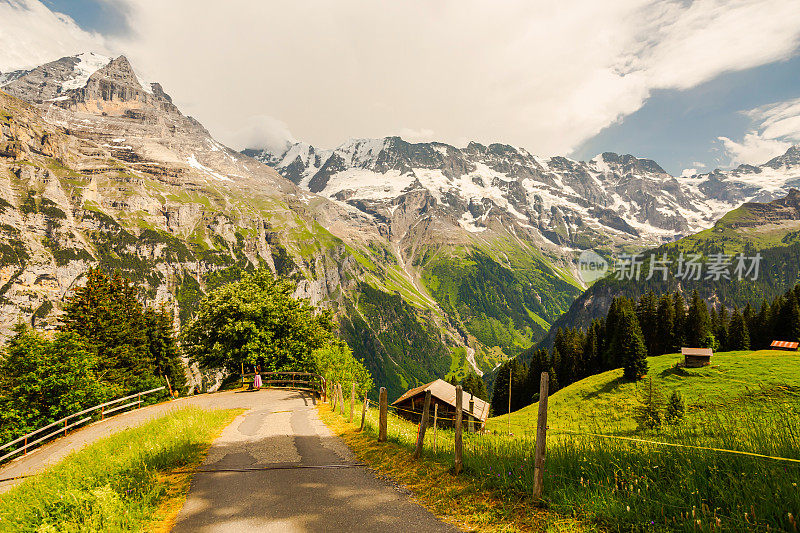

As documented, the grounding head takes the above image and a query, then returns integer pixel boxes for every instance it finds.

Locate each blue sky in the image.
[4,0,800,176]
[573,56,800,174]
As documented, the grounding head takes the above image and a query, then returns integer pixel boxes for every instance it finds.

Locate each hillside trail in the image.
[0,389,456,532]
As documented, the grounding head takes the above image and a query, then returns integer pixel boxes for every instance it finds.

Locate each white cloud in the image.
[719,97,800,165]
[681,168,698,177]
[0,0,109,72]
[397,128,435,142]
[222,114,295,153]
[2,0,800,156]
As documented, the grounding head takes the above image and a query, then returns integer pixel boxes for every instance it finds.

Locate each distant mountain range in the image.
[2,51,799,398]
[245,138,800,251]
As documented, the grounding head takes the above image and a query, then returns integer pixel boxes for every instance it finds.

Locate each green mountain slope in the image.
[487,349,800,434]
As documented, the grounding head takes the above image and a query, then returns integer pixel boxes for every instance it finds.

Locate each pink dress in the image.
[253,373,263,389]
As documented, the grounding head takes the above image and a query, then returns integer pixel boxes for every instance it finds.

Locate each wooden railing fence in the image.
[0,386,166,463]
[240,371,326,399]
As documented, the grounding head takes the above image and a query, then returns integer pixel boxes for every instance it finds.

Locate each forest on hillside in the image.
[491,283,800,415]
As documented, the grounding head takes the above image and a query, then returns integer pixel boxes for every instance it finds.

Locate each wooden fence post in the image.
[454,385,463,474]
[532,372,550,499]
[468,395,475,433]
[349,382,356,423]
[378,387,388,442]
[433,404,438,452]
[360,396,369,431]
[339,384,346,416]
[413,390,432,459]
[331,383,338,411]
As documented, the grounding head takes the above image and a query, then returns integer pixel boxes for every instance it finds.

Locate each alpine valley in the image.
[2,52,799,397]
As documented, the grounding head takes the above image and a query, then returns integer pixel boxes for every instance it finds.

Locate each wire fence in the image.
[325,379,800,533]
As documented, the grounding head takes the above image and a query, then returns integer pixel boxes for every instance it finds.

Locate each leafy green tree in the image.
[59,268,180,393]
[182,267,336,373]
[664,390,685,425]
[461,371,488,401]
[0,325,104,442]
[312,341,373,397]
[611,309,648,381]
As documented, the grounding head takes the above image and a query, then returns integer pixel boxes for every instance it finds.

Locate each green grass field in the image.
[488,349,800,435]
[333,349,800,532]
[0,407,239,533]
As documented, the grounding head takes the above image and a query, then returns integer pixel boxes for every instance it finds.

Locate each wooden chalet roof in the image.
[391,379,491,422]
[681,347,713,357]
[770,340,799,349]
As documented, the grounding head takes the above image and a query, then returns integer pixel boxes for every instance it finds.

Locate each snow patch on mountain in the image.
[60,52,112,91]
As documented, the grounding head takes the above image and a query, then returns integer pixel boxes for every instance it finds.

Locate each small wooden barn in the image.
[681,347,713,367]
[770,340,799,351]
[391,379,490,430]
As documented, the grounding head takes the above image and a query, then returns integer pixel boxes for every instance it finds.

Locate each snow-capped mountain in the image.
[247,138,800,251]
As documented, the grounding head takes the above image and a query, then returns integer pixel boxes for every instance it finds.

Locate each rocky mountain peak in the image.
[765,145,800,169]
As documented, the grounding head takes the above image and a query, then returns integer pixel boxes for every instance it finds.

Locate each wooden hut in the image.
[681,347,713,367]
[770,340,799,351]
[391,379,490,430]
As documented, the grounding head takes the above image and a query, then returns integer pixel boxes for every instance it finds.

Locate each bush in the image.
[664,390,685,424]
[633,377,664,430]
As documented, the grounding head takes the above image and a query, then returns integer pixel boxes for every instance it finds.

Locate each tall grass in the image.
[0,407,239,532]
[348,397,800,532]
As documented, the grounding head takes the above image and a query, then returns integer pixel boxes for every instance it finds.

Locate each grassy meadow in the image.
[331,349,800,532]
[0,407,239,533]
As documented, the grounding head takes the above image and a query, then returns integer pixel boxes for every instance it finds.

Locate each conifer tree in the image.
[673,290,686,349]
[687,290,715,349]
[664,390,685,424]
[461,371,488,400]
[611,309,648,380]
[60,268,152,389]
[727,307,750,350]
[655,294,675,355]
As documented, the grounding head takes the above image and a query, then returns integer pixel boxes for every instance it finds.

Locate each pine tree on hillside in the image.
[604,297,635,368]
[60,268,152,389]
[490,358,527,415]
[584,321,602,375]
[752,301,770,349]
[611,309,648,380]
[655,294,675,355]
[461,371,488,401]
[143,307,187,393]
[784,293,800,342]
[673,291,686,349]
[637,291,658,356]
[727,307,750,350]
[687,290,715,349]
[717,305,729,351]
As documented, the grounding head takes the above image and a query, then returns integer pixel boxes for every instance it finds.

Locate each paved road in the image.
[0,389,457,532]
